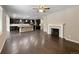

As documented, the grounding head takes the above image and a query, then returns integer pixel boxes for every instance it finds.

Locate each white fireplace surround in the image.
[47,24,64,38]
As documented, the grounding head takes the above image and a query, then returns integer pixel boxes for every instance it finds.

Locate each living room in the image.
[0,5,79,54]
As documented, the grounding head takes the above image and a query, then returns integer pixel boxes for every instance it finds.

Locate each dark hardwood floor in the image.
[1,30,79,54]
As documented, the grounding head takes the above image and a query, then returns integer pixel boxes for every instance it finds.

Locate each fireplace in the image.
[48,24,64,38]
[51,28,59,37]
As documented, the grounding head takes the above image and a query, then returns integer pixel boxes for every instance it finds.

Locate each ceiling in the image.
[2,5,75,19]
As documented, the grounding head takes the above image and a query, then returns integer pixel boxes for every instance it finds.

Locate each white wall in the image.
[6,15,10,32]
[42,6,79,43]
[0,7,3,32]
[0,6,9,53]
[2,10,7,33]
[41,16,48,32]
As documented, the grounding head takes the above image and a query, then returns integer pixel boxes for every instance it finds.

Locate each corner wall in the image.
[0,6,9,53]
[42,6,79,43]
[0,7,3,32]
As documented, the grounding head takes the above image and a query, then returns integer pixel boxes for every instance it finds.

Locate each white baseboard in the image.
[64,37,79,44]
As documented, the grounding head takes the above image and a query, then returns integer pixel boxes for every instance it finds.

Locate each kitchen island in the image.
[10,24,33,32]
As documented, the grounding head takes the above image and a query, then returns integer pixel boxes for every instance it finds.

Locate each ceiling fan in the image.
[33,5,50,12]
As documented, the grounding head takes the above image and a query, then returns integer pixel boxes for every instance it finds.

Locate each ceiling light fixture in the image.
[39,9,44,12]
[33,5,50,13]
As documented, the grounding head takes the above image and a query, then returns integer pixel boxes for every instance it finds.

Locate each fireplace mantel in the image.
[48,24,64,38]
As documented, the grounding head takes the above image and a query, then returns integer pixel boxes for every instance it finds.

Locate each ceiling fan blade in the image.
[44,8,50,9]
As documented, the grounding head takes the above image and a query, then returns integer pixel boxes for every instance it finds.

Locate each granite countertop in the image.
[10,24,32,27]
